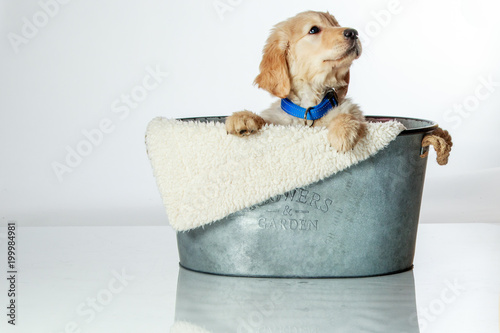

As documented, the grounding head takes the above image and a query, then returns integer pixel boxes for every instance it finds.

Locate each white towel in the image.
[146,118,405,231]
[170,322,211,333]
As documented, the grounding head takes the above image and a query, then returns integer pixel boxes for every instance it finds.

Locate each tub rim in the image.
[365,116,438,136]
[177,115,439,136]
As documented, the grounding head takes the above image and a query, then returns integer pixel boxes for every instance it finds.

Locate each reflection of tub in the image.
[172,267,420,332]
[177,117,437,278]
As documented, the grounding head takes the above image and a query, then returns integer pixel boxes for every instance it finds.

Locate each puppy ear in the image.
[336,70,350,101]
[254,29,291,99]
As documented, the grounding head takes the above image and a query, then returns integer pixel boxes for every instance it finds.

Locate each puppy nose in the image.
[343,28,358,40]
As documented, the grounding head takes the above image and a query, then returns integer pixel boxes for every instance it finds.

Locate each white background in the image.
[1,0,499,226]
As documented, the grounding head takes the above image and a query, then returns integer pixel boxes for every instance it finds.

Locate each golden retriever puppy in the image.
[226,10,366,152]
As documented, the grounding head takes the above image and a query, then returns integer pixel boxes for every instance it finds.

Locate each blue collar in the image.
[280,89,339,121]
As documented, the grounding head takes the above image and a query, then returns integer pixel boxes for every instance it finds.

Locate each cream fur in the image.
[146,118,405,231]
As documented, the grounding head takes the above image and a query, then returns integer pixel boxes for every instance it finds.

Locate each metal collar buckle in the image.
[324,89,339,108]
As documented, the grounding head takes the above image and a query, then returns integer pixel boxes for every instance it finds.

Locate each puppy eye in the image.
[309,26,321,34]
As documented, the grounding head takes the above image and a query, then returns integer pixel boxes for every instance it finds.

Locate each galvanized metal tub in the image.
[177,116,438,278]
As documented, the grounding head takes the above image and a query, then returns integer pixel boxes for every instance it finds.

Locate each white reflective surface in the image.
[174,267,419,332]
[0,223,498,332]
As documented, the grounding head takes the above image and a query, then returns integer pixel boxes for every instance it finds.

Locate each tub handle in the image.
[420,127,453,165]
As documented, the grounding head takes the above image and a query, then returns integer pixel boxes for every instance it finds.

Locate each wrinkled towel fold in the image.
[146,118,405,231]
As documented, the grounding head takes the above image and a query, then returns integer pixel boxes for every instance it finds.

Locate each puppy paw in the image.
[327,114,366,152]
[226,111,266,136]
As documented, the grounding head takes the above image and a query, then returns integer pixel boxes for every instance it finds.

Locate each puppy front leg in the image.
[226,111,266,136]
[327,114,366,152]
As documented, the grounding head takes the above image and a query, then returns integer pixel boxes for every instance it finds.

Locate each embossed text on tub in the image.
[258,218,318,231]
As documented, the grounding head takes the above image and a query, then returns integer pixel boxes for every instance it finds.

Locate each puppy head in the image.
[254,11,361,100]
